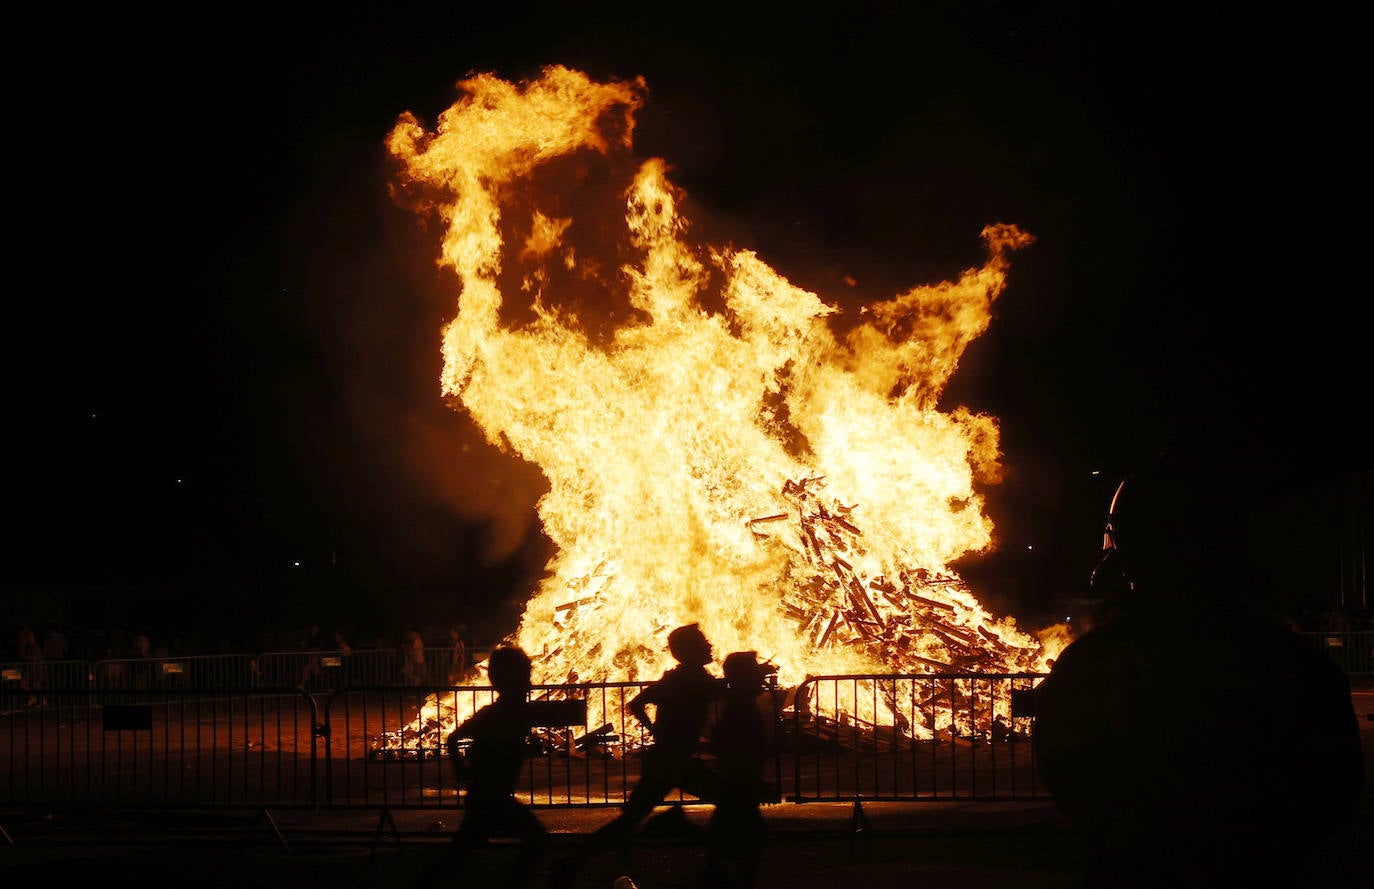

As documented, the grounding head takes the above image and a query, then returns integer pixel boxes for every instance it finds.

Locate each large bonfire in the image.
[383,65,1069,746]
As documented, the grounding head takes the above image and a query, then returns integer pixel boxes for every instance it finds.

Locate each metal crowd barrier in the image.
[255,647,484,693]
[3,633,1368,816]
[1304,631,1374,675]
[319,681,655,811]
[2,673,1053,814]
[1,687,320,808]
[1,660,92,713]
[787,673,1046,803]
[91,654,258,702]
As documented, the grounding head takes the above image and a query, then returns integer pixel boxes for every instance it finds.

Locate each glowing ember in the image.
[385,66,1069,741]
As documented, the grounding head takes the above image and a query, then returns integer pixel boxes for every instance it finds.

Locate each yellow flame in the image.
[387,66,1067,737]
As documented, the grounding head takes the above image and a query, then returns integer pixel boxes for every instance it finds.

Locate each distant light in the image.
[1025,544,1034,551]
[1090,469,1101,476]
[293,561,301,567]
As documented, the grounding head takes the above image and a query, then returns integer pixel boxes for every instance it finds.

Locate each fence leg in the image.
[848,799,870,860]
[242,807,290,853]
[371,806,403,858]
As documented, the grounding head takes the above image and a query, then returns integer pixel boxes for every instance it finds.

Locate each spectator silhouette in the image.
[553,623,723,887]
[410,645,548,889]
[130,627,153,690]
[1032,443,1365,888]
[447,624,470,685]
[16,624,43,707]
[295,623,325,690]
[40,624,69,663]
[401,625,428,686]
[698,651,777,889]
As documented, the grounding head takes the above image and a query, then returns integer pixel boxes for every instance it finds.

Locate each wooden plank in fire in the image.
[817,611,841,647]
[843,611,881,638]
[976,624,1010,649]
[914,683,986,712]
[878,588,908,609]
[923,626,978,654]
[829,514,860,535]
[797,577,838,611]
[905,653,956,672]
[747,513,789,539]
[555,596,598,613]
[848,577,883,622]
[927,622,979,649]
[905,592,956,612]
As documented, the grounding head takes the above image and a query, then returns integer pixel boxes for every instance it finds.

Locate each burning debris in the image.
[765,474,1042,675]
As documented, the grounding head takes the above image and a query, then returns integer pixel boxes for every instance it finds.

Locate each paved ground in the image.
[2,794,1371,889]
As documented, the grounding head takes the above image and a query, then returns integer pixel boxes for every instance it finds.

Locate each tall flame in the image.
[386,66,1067,711]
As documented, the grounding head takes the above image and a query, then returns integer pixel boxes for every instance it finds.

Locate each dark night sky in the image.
[7,5,1369,639]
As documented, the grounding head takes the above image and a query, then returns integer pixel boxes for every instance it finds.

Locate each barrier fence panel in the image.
[2,660,91,713]
[1304,631,1374,675]
[258,648,421,691]
[6,658,1364,813]
[318,682,654,810]
[91,655,258,702]
[787,673,1048,803]
[0,687,320,809]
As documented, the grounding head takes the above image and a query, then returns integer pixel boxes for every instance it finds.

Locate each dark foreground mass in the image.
[3,791,1372,889]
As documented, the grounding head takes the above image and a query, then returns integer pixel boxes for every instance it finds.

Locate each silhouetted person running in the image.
[411,645,548,889]
[1033,443,1364,888]
[553,623,723,887]
[698,651,777,889]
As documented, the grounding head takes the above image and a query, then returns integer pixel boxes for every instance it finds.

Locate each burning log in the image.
[573,723,620,755]
[817,612,841,648]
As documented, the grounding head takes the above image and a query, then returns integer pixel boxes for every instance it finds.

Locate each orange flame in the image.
[386,66,1067,737]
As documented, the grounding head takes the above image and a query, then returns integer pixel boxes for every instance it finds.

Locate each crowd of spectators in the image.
[1,616,503,670]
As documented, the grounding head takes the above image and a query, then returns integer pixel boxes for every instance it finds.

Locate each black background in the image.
[8,4,1368,645]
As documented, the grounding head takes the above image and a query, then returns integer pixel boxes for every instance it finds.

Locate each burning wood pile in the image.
[374,66,1072,759]
[766,474,1041,675]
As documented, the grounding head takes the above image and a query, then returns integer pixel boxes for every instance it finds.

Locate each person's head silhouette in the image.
[1089,442,1258,617]
[722,650,775,694]
[666,623,713,667]
[486,646,532,697]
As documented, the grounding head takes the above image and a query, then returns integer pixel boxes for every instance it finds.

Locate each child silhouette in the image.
[698,650,777,889]
[412,646,548,889]
[553,623,723,887]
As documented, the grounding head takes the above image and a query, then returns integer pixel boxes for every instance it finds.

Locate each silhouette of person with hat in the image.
[698,650,777,889]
